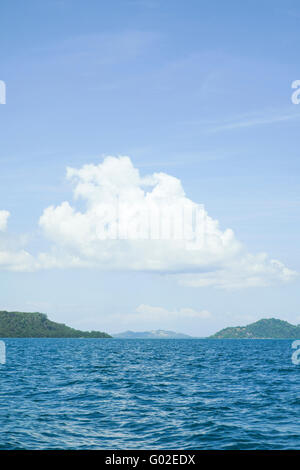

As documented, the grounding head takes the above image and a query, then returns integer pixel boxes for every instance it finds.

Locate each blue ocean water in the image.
[0,338,299,449]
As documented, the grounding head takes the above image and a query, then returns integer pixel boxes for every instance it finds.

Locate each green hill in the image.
[209,318,300,339]
[0,311,111,338]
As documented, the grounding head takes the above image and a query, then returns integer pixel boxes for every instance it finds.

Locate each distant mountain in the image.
[0,311,111,338]
[210,318,300,339]
[113,329,193,339]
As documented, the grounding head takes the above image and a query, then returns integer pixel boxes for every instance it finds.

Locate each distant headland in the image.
[0,312,299,340]
[113,329,193,339]
[209,318,300,339]
[0,311,111,338]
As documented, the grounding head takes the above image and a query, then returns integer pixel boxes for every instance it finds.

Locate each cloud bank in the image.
[0,210,36,271]
[0,156,297,288]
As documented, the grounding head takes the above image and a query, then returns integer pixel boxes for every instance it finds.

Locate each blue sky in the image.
[1,0,300,335]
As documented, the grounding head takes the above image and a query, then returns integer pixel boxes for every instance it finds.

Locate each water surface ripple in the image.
[0,338,299,449]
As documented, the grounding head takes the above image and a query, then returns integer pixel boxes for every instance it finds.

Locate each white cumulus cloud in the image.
[36,155,297,288]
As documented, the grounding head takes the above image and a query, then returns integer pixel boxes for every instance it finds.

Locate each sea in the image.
[0,338,299,450]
